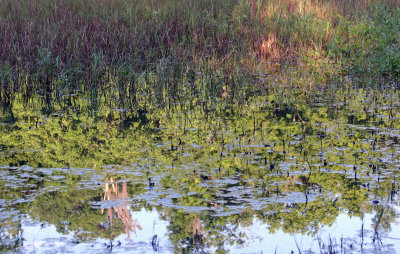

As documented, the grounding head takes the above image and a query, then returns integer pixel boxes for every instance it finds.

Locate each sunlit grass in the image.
[0,0,399,120]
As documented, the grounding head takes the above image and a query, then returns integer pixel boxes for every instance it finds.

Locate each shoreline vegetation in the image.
[0,0,400,120]
[1,2,400,253]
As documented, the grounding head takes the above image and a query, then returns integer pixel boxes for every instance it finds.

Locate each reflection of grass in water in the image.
[102,178,142,238]
[0,219,23,252]
[0,74,400,252]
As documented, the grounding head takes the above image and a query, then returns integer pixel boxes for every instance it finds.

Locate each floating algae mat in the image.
[1,86,400,253]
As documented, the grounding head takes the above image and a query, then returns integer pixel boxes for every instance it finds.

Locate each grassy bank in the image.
[0,0,399,119]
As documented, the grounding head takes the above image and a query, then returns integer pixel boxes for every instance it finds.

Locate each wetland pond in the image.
[1,85,400,253]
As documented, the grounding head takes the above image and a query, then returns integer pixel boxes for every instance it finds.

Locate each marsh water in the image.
[1,85,400,253]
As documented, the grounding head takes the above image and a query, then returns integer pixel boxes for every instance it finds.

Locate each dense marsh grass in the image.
[0,0,399,120]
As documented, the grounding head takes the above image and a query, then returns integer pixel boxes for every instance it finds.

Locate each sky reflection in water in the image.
[1,87,400,253]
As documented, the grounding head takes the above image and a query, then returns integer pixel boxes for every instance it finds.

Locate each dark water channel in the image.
[1,87,400,253]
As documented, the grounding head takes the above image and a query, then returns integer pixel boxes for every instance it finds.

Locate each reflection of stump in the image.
[192,216,204,245]
[101,178,142,238]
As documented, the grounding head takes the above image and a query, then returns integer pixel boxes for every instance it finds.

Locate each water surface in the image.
[1,86,400,253]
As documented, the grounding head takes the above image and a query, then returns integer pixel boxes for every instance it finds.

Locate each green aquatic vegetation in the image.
[1,2,400,251]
